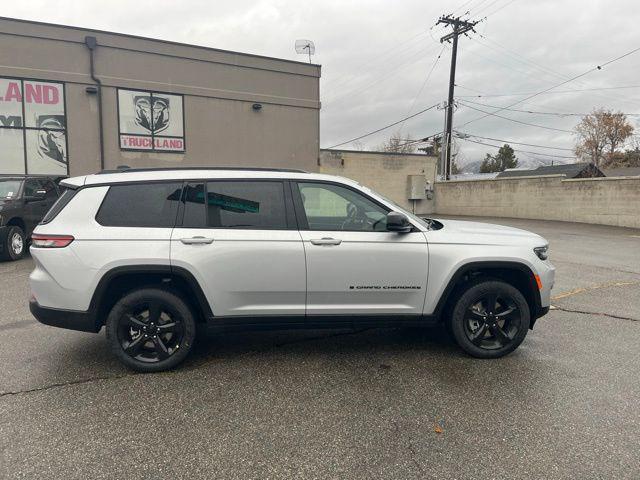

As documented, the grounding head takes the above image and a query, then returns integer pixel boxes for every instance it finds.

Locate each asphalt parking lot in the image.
[0,217,638,479]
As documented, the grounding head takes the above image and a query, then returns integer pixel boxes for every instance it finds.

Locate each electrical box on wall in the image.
[408,175,427,200]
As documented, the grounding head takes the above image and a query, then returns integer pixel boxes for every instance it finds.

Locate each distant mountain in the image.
[459,156,573,173]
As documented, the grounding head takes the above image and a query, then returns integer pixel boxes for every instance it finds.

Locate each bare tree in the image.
[377,131,417,154]
[575,108,634,166]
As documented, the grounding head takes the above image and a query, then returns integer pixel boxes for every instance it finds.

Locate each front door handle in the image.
[180,236,214,245]
[310,237,342,246]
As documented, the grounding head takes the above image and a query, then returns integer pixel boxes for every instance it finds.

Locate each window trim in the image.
[292,180,399,233]
[175,178,297,231]
[94,180,183,228]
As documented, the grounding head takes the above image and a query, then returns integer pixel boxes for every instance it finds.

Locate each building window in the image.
[0,77,68,175]
[118,89,185,153]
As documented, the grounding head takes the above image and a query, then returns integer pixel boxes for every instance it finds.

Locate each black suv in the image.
[0,175,64,261]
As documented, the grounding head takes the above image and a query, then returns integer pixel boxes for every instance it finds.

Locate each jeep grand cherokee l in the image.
[28,167,555,372]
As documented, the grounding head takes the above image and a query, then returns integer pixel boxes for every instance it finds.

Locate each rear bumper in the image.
[29,298,101,333]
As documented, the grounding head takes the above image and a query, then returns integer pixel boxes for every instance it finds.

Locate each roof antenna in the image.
[295,39,315,63]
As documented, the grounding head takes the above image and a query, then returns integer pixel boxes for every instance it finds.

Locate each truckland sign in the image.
[0,78,68,175]
[118,89,185,152]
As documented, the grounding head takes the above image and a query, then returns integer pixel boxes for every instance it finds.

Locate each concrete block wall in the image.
[434,175,640,229]
[319,150,438,214]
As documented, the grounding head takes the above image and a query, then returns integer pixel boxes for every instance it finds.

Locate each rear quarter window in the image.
[96,182,182,227]
[41,188,77,224]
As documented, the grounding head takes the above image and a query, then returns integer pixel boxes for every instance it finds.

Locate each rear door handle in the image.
[180,236,214,245]
[310,237,342,246]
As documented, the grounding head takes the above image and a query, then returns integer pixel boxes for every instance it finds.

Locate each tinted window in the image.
[41,180,58,200]
[41,188,77,224]
[205,181,287,229]
[297,182,388,231]
[181,182,206,228]
[96,182,182,227]
[24,179,41,197]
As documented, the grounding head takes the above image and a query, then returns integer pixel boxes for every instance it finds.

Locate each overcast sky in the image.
[5,0,640,167]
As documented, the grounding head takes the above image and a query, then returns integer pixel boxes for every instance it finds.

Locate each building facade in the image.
[319,149,437,215]
[0,17,320,176]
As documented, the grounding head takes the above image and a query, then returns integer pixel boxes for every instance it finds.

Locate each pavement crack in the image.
[551,306,639,322]
[392,420,426,476]
[0,373,137,398]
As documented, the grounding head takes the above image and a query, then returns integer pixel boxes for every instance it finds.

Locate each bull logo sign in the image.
[133,95,170,134]
[119,89,184,152]
[0,78,67,175]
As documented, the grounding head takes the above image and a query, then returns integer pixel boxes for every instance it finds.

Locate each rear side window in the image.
[96,182,182,227]
[41,188,77,224]
[179,181,287,229]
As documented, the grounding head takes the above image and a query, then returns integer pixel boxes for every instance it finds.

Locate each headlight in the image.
[534,245,549,260]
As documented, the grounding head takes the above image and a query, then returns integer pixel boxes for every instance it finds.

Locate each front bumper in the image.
[0,226,8,255]
[29,298,101,333]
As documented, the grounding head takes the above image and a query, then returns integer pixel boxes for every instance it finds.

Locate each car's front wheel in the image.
[1,226,26,261]
[105,288,197,372]
[448,280,530,358]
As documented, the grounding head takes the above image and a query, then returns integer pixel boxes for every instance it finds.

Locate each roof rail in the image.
[96,166,308,174]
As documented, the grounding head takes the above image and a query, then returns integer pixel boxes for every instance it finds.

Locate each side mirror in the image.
[386,211,412,233]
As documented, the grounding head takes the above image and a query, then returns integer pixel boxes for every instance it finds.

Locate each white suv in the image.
[29,167,555,372]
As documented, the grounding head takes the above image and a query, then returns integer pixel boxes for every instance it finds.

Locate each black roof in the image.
[496,163,599,179]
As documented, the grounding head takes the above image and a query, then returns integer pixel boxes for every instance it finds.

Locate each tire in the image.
[1,226,26,261]
[105,288,197,372]
[447,279,530,359]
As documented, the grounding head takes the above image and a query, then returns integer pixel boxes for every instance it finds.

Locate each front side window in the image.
[297,182,388,231]
[179,181,288,229]
[96,182,182,227]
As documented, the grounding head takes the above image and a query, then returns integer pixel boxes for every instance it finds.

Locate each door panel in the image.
[294,181,429,315]
[171,228,305,316]
[170,180,305,317]
[300,230,428,315]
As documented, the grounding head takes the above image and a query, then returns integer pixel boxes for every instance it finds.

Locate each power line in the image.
[455,84,640,97]
[458,44,640,128]
[321,30,429,92]
[459,98,640,117]
[324,103,440,149]
[398,45,446,132]
[455,131,574,151]
[322,42,440,108]
[457,136,575,158]
[457,100,574,133]
[471,33,640,107]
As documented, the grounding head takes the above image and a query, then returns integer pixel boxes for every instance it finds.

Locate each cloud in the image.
[4,0,639,164]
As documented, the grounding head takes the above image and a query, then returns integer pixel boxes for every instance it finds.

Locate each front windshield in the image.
[0,180,22,199]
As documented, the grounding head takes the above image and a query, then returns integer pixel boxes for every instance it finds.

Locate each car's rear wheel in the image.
[105,288,197,372]
[1,226,25,261]
[448,280,530,358]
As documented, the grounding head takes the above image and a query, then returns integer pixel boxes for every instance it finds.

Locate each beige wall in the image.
[319,150,438,214]
[435,175,640,229]
[0,17,320,175]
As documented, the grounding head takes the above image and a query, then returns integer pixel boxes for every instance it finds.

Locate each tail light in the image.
[31,234,75,248]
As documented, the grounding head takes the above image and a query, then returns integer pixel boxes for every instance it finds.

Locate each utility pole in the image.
[437,14,479,180]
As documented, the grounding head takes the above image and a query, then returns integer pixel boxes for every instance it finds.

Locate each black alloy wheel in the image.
[448,280,530,359]
[464,292,521,350]
[106,288,196,372]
